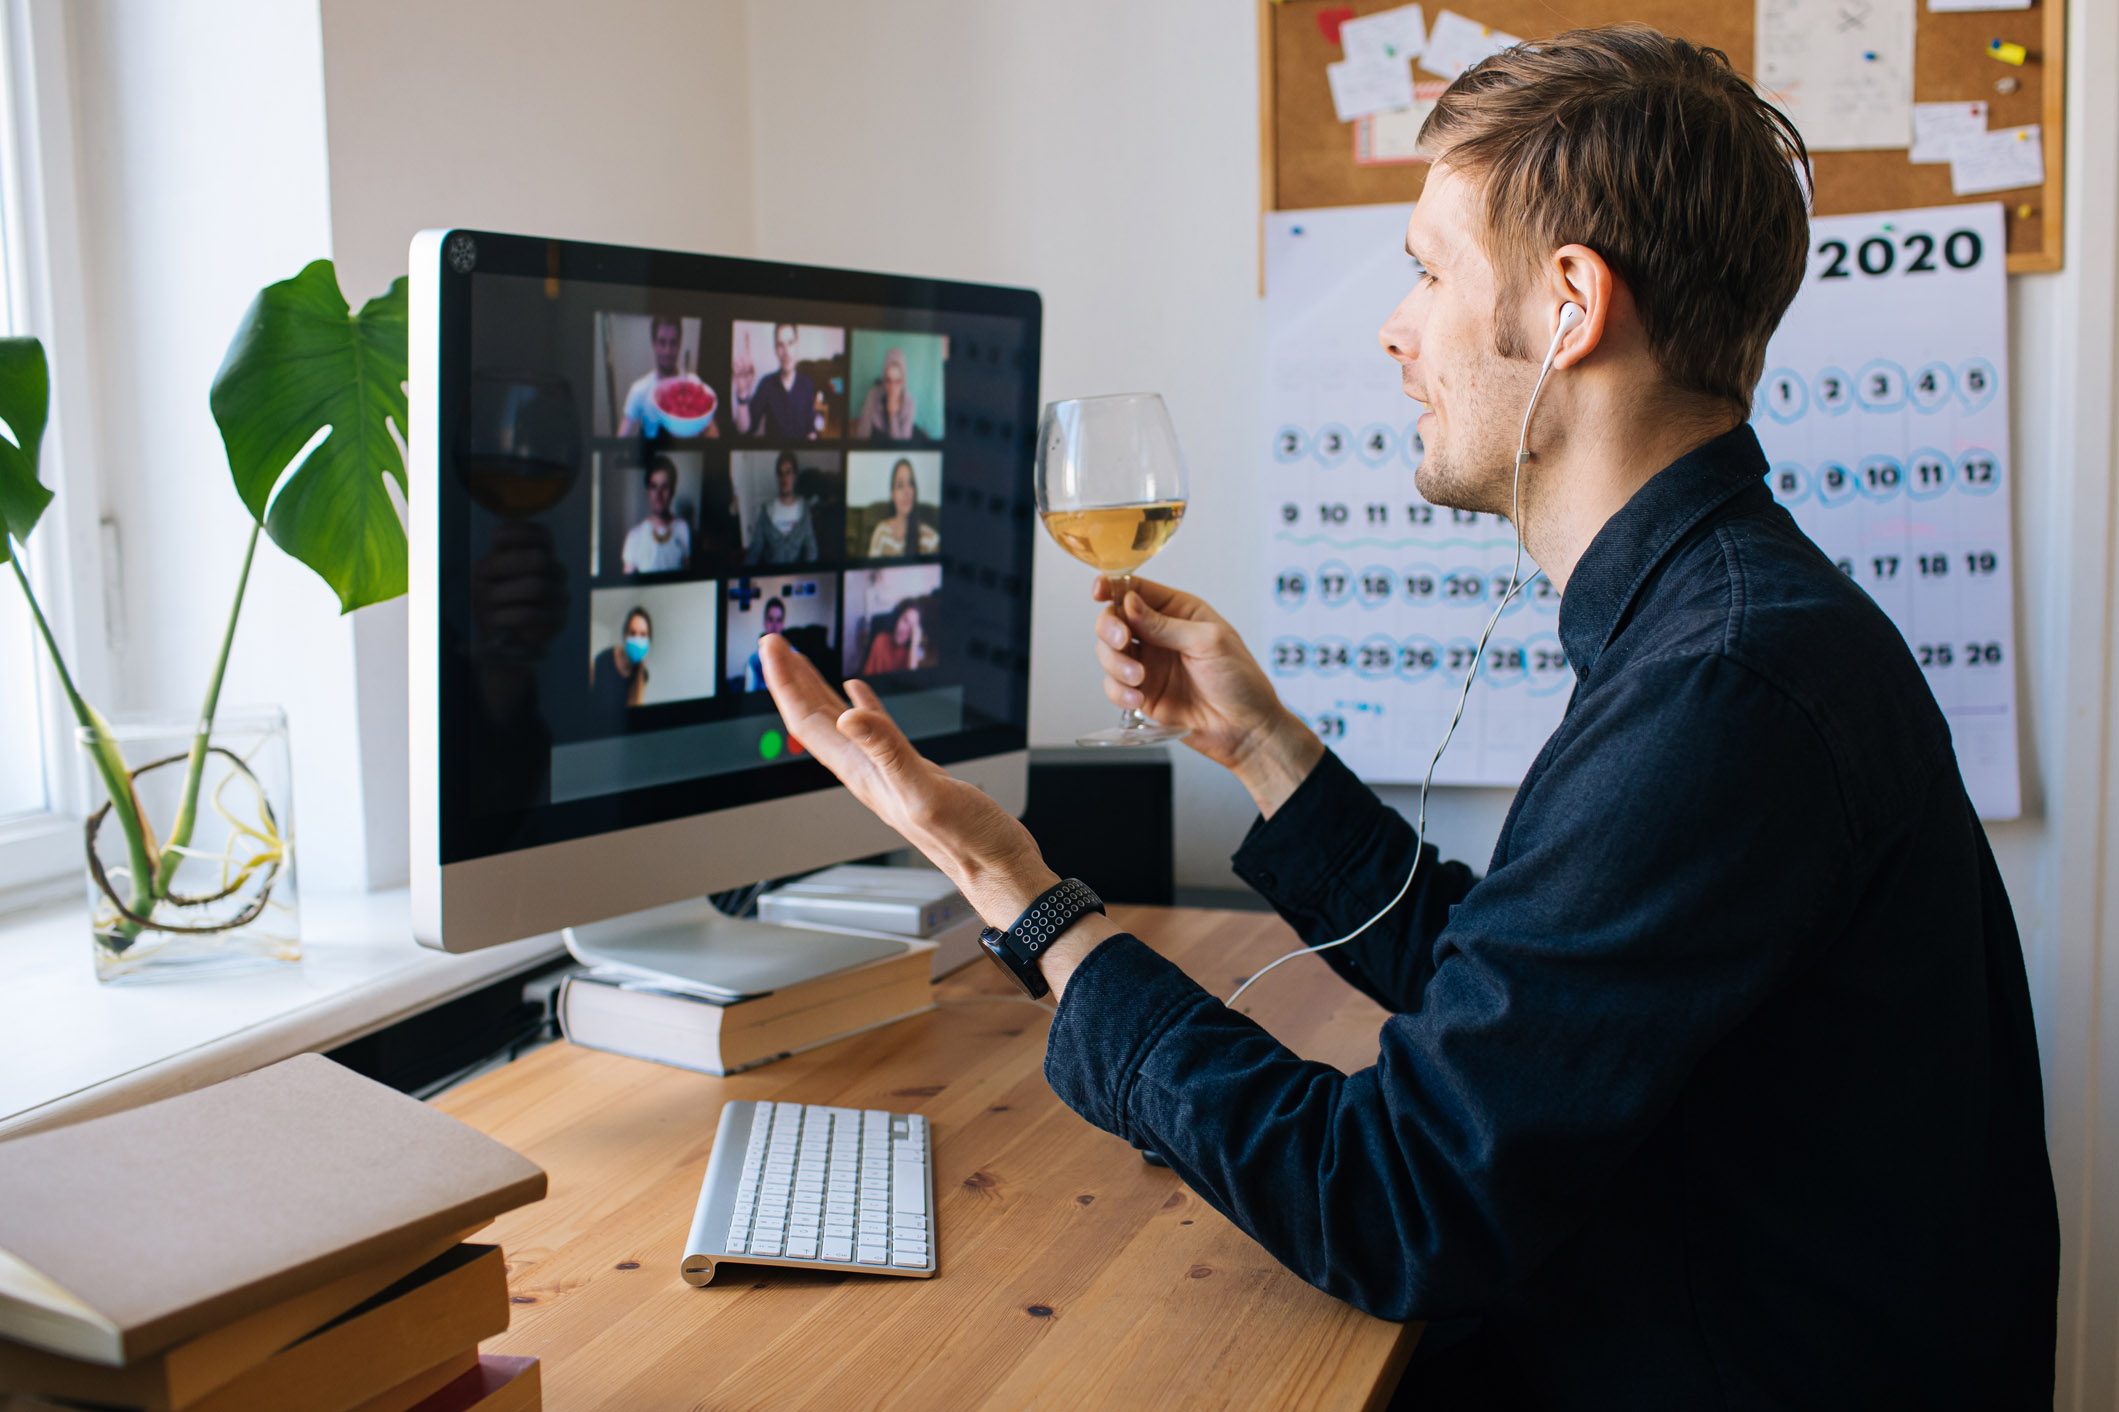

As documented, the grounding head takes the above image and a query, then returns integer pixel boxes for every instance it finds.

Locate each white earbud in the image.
[1543,302,1586,371]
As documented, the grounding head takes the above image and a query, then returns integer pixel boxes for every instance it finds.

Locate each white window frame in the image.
[0,0,115,914]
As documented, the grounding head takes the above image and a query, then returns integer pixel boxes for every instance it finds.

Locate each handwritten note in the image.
[1910,101,1989,163]
[1950,124,2043,195]
[1418,10,1518,81]
[1339,5,1427,64]
[1328,57,1416,122]
[1756,0,1916,151]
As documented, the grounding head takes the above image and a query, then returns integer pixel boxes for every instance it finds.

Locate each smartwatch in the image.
[978,878,1104,1000]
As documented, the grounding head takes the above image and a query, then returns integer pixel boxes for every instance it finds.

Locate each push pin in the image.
[1987,38,2028,66]
[1995,76,2020,95]
[2016,204,2034,220]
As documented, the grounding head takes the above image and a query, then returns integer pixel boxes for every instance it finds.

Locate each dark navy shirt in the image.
[1043,425,2057,1409]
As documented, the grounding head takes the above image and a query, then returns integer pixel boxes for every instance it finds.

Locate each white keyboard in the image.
[681,1100,934,1285]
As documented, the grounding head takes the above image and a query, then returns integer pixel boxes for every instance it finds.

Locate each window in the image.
[0,0,99,911]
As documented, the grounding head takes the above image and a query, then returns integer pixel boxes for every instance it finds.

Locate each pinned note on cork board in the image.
[1257,0,2066,272]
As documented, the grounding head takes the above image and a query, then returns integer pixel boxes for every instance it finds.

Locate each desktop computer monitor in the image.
[408,229,1040,953]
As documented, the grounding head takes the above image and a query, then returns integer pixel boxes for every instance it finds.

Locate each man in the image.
[759,26,2057,1408]
[734,322,819,439]
[744,596,786,692]
[616,315,684,438]
[620,456,690,575]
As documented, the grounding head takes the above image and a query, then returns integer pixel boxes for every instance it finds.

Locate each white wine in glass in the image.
[1035,394,1191,746]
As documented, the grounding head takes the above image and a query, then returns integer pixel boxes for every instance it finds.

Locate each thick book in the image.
[0,1055,545,1365]
[399,1355,539,1412]
[0,1226,477,1410]
[559,938,936,1075]
[186,1243,508,1412]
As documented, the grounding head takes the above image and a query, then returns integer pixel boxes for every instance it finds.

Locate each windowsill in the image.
[0,888,566,1139]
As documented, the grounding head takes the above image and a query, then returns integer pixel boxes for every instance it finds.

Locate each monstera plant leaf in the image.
[210,260,409,611]
[0,337,50,565]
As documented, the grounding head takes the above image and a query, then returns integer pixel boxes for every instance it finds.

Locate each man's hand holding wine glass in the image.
[1091,575,1323,819]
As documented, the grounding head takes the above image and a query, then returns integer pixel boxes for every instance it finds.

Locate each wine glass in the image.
[1035,393,1191,746]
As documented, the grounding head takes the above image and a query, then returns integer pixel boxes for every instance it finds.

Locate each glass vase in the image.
[76,706,300,983]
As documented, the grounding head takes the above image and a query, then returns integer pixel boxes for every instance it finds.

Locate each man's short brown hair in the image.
[1420,25,1810,416]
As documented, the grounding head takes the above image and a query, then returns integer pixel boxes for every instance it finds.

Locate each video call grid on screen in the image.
[435,232,1040,864]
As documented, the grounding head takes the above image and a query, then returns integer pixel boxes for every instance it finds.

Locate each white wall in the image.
[58,0,371,891]
[315,0,756,889]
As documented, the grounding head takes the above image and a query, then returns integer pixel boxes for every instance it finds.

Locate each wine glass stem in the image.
[1111,572,1145,731]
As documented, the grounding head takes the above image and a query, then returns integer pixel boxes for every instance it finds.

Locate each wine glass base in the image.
[1075,722,1191,747]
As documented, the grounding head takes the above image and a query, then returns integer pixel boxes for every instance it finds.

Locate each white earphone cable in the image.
[1226,317,1572,1008]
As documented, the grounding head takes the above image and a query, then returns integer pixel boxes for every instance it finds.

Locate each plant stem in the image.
[151,520,259,897]
[9,542,159,917]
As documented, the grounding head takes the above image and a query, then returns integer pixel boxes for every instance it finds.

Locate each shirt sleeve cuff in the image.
[1230,747,1396,914]
[1043,933,1209,1138]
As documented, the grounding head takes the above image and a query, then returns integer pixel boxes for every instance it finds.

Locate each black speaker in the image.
[1019,747,1174,906]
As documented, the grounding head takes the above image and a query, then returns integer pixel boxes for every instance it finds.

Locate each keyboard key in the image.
[788,1237,818,1259]
[725,1233,748,1254]
[892,1250,926,1266]
[751,1233,783,1256]
[823,1237,854,1262]
[893,1164,927,1213]
[858,1244,888,1264]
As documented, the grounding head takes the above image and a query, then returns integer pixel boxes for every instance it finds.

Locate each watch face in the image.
[979,928,1045,999]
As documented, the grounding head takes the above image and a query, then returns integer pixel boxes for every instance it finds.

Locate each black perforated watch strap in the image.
[979,878,1104,999]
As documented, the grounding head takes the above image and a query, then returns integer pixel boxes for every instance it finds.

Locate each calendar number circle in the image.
[1273,426,1308,463]
[1957,448,2001,496]
[1905,449,1954,501]
[1355,635,1398,679]
[1273,569,1308,609]
[1813,367,1853,414]
[1403,420,1428,468]
[1441,567,1486,604]
[1525,634,1572,696]
[1356,565,1395,608]
[1856,456,1903,502]
[1357,424,1396,465]
[1397,636,1441,681]
[1479,639,1529,687]
[1313,424,1352,467]
[1957,359,1998,414]
[1908,363,1953,413]
[1400,564,1440,603]
[1315,560,1354,606]
[1762,368,1807,423]
[1815,461,1858,508]
[1488,568,1532,614]
[1770,462,1811,507]
[1312,637,1352,677]
[1856,360,1907,412]
[1269,638,1308,677]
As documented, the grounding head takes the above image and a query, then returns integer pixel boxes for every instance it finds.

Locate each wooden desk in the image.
[434,906,1421,1410]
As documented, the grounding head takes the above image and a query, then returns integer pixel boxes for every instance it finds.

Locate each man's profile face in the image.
[777,461,798,496]
[1379,163,1542,517]
[764,602,785,634]
[647,468,675,516]
[775,326,798,376]
[652,321,682,375]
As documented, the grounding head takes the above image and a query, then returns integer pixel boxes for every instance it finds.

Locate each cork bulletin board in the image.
[1258,0,2066,272]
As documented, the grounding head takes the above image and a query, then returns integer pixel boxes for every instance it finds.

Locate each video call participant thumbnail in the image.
[845,564,941,676]
[847,450,941,558]
[618,454,691,575]
[731,321,847,439]
[725,574,838,694]
[595,451,741,577]
[600,313,720,440]
[586,582,721,722]
[734,449,845,567]
[848,329,946,442]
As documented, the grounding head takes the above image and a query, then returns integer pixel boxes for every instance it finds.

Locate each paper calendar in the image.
[1754,203,2020,818]
[1257,201,2021,818]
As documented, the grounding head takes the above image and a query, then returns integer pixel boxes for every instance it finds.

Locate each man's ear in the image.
[1549,244,1615,370]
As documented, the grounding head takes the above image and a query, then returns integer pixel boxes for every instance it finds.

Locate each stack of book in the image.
[560,934,937,1076]
[0,1055,547,1412]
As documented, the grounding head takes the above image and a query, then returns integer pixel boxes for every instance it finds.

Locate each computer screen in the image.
[411,231,1040,949]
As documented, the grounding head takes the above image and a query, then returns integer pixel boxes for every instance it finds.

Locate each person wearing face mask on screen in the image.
[754,25,2056,1410]
[590,606,652,716]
